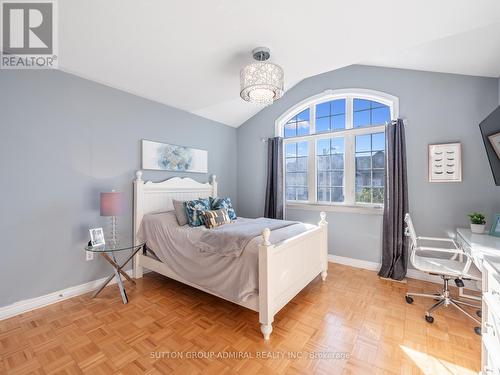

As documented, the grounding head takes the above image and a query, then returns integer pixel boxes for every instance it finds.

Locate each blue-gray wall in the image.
[1,66,499,308]
[237,65,500,263]
[0,70,237,307]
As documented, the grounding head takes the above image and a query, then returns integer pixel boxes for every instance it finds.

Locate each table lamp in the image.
[100,191,125,247]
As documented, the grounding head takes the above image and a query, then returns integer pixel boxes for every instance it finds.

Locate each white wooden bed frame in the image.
[133,170,328,340]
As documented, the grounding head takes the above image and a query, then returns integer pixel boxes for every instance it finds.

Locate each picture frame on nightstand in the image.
[89,227,105,246]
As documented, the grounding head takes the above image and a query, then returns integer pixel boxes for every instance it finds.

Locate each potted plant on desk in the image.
[468,212,486,234]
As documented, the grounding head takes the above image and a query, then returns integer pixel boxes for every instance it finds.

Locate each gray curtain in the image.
[378,119,409,280]
[264,137,284,219]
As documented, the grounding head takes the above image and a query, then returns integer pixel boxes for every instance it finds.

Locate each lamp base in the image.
[109,216,119,248]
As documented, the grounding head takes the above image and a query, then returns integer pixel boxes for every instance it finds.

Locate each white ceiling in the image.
[58,1,500,128]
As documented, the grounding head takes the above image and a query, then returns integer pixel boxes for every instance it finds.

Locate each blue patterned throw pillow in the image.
[184,198,211,227]
[210,197,237,220]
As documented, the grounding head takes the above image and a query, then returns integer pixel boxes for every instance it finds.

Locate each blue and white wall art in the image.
[142,140,208,173]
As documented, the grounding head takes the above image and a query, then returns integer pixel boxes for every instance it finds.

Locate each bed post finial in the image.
[262,228,271,246]
[319,211,327,226]
[136,170,143,182]
[210,174,217,197]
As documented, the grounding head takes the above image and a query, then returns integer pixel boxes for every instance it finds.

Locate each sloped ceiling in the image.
[59,0,500,127]
[363,22,500,78]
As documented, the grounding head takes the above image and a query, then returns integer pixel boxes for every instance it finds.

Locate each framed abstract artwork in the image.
[428,143,462,182]
[142,140,208,173]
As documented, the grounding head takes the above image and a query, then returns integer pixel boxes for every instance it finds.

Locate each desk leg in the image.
[457,247,482,301]
[459,287,481,301]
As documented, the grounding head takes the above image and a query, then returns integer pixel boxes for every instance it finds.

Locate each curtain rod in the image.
[388,118,408,125]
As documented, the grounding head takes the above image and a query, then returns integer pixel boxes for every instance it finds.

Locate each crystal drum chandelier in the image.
[240,47,284,105]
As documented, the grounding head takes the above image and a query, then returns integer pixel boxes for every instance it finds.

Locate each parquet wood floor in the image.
[0,263,480,374]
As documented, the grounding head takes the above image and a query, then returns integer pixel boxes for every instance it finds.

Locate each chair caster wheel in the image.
[474,327,481,336]
[476,310,482,318]
[405,296,414,304]
[425,315,434,323]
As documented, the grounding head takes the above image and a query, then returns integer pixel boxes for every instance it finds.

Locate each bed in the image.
[132,171,328,339]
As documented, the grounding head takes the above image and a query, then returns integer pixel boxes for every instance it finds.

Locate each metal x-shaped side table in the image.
[85,242,145,304]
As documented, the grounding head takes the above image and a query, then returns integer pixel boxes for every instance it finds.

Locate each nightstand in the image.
[85,241,145,304]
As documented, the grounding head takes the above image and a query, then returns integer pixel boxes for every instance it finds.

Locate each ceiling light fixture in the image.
[240,47,284,105]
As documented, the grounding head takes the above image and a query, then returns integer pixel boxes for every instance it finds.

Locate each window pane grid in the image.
[284,109,310,138]
[285,141,309,201]
[316,138,345,203]
[353,99,390,128]
[355,132,385,204]
[315,99,346,133]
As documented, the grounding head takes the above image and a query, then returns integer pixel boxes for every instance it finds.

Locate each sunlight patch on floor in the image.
[400,345,476,375]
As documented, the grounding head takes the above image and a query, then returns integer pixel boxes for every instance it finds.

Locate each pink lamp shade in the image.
[100,191,125,216]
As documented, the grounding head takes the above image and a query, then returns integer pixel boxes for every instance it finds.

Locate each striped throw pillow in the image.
[202,209,231,229]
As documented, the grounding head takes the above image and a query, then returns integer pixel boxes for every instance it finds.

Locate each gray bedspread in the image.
[137,211,314,302]
[196,218,300,257]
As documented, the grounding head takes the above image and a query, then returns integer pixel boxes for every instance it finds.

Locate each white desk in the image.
[455,228,500,375]
[456,228,500,271]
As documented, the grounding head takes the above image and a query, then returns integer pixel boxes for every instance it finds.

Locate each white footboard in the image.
[258,212,328,339]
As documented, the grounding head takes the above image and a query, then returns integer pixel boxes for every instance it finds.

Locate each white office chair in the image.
[404,213,482,334]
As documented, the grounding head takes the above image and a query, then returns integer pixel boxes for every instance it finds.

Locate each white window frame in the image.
[276,88,399,215]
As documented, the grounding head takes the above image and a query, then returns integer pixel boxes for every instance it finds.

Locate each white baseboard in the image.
[0,270,134,321]
[328,254,437,282]
[327,254,478,290]
[328,255,380,271]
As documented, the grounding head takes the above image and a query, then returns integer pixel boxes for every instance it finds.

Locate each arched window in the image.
[276,89,399,210]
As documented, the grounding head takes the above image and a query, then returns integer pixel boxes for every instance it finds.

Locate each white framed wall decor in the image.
[428,142,462,182]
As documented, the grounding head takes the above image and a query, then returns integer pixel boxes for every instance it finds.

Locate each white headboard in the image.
[133,170,217,244]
